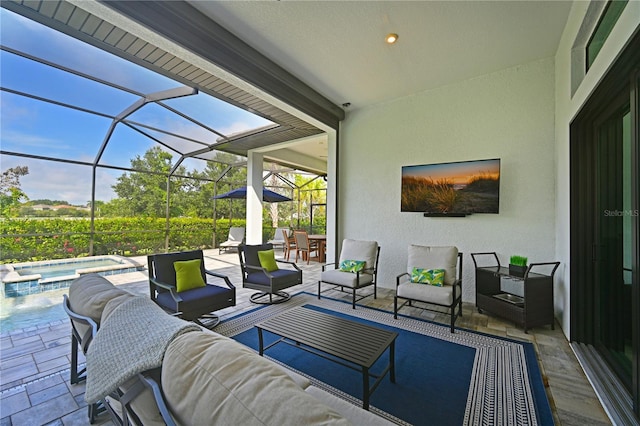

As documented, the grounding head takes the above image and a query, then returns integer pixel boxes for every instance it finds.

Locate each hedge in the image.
[0,217,321,263]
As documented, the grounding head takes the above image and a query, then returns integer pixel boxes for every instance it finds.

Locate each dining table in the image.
[307,234,327,263]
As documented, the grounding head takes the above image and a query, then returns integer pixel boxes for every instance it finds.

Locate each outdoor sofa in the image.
[66,274,393,425]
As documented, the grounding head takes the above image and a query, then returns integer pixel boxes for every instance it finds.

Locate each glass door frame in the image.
[569,38,639,416]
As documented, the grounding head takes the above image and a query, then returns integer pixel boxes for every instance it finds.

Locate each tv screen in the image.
[401,158,500,214]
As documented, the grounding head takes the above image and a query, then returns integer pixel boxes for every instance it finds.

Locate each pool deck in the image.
[0,250,610,425]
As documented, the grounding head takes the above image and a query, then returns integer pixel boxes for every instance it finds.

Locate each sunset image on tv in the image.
[401,158,500,214]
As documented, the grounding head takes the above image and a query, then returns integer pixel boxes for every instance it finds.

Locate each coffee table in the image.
[255,306,398,409]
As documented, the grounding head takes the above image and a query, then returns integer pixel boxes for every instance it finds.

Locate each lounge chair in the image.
[267,227,288,251]
[219,226,245,253]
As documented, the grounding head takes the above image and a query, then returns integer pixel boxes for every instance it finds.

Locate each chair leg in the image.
[317,281,321,299]
[88,400,104,424]
[352,289,356,309]
[394,296,398,319]
[70,334,83,384]
[450,308,456,333]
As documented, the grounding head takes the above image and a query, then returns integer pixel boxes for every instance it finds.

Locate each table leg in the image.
[362,366,370,410]
[390,340,396,383]
[258,328,264,356]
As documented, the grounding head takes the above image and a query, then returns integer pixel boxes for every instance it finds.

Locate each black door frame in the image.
[570,32,639,415]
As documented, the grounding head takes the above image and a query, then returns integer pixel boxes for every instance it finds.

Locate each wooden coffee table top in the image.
[256,306,398,368]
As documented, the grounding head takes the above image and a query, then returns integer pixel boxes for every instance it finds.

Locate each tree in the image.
[112,147,188,217]
[0,166,29,217]
[293,174,326,230]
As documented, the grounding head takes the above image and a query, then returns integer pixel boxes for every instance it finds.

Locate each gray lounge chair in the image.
[219,226,245,253]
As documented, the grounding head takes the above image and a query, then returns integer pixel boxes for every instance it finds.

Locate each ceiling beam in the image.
[101,0,345,129]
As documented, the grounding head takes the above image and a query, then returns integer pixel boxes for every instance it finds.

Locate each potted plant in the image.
[509,255,528,277]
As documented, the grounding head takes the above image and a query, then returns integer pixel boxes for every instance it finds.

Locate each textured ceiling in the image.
[190,1,573,110]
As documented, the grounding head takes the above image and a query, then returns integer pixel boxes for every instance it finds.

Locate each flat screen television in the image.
[401,158,500,215]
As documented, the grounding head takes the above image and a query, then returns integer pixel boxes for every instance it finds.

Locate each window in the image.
[586,0,628,71]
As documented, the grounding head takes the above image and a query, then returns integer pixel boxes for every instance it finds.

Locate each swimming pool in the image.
[1,255,145,298]
[14,258,125,279]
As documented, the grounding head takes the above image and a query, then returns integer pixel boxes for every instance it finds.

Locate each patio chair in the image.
[238,243,302,304]
[282,229,296,261]
[394,245,463,333]
[63,294,104,423]
[294,230,320,264]
[219,226,245,253]
[65,275,179,426]
[267,227,288,251]
[318,239,381,308]
[148,250,236,328]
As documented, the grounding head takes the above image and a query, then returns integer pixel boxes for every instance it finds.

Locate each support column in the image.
[326,129,338,263]
[246,151,264,244]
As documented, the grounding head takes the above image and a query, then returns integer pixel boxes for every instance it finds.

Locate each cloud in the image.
[1,130,67,149]
[1,156,116,205]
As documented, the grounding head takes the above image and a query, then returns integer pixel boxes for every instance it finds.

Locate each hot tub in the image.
[1,255,145,298]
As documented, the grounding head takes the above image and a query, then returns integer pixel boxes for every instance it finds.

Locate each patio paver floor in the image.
[1,250,610,425]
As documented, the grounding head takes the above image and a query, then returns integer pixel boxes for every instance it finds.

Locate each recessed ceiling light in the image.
[385,33,399,44]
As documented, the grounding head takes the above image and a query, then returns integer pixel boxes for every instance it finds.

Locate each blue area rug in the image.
[215,293,553,426]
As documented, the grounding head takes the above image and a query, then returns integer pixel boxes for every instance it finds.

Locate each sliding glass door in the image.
[595,105,634,390]
[570,35,639,418]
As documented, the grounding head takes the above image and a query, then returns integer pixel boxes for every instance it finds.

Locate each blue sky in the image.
[0,9,271,205]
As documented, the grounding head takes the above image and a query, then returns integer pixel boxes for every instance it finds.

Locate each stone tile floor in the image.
[0,250,611,425]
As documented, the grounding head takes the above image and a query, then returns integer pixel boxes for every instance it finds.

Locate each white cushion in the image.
[407,245,458,285]
[278,365,311,389]
[306,386,396,425]
[321,269,374,288]
[162,330,350,425]
[339,239,378,270]
[69,274,131,323]
[396,282,461,306]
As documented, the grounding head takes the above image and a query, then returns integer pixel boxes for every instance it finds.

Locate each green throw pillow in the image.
[339,259,366,273]
[411,268,445,286]
[258,249,279,272]
[174,259,206,292]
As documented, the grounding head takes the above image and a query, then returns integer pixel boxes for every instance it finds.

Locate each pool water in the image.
[0,288,68,333]
[15,258,122,279]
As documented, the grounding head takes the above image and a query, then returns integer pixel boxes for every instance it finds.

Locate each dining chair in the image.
[293,230,320,264]
[282,229,296,261]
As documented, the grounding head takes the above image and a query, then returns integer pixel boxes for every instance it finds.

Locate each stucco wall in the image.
[339,57,556,305]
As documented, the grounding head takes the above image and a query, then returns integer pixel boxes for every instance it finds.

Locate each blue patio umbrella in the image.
[212,186,292,203]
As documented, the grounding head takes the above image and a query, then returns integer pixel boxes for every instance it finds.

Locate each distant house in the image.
[28,204,88,212]
[53,205,74,210]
